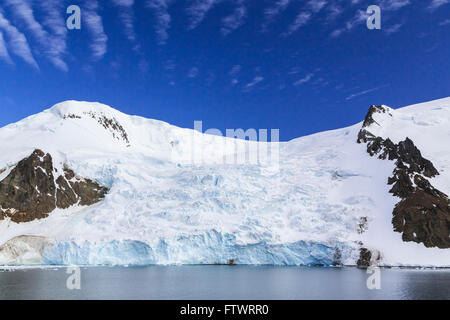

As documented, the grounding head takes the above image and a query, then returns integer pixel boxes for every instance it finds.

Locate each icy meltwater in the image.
[0,266,449,300]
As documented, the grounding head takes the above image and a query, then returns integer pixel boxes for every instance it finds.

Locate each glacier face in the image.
[40,231,350,266]
[0,99,450,267]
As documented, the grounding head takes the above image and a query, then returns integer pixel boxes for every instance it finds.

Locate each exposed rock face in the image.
[361,104,392,128]
[333,247,342,266]
[358,106,450,249]
[391,173,450,248]
[357,248,372,268]
[357,248,381,268]
[0,149,109,223]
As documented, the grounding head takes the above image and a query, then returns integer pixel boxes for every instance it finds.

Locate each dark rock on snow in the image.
[358,106,450,249]
[357,248,372,268]
[0,149,108,223]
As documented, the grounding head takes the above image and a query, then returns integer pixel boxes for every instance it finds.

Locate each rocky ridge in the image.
[358,105,450,250]
[0,149,109,223]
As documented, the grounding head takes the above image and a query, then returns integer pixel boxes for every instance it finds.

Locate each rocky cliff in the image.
[0,149,109,223]
[358,105,450,249]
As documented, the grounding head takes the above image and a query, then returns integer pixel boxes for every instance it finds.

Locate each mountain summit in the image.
[0,98,449,267]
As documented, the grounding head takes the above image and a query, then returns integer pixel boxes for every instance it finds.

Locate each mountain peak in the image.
[46,101,131,146]
[361,104,394,129]
[47,100,123,119]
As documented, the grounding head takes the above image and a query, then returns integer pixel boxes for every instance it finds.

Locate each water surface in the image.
[0,266,449,300]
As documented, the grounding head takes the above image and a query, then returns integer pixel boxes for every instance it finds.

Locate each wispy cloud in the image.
[429,0,449,9]
[345,85,389,101]
[111,0,134,5]
[380,0,410,11]
[244,76,264,88]
[330,10,368,38]
[147,0,173,45]
[262,0,291,30]
[326,4,343,21]
[37,0,68,71]
[285,12,311,36]
[307,0,327,13]
[281,1,328,36]
[111,0,137,43]
[3,0,67,71]
[329,1,409,38]
[186,0,220,30]
[229,64,241,76]
[385,23,403,34]
[187,66,199,78]
[84,1,108,61]
[0,10,38,69]
[0,31,13,64]
[164,59,176,70]
[221,1,247,35]
[229,64,241,85]
[111,0,149,72]
[293,73,314,86]
[288,67,301,75]
[439,19,450,26]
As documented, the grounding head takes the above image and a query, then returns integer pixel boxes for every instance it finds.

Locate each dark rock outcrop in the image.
[361,105,392,129]
[0,149,108,223]
[391,174,450,248]
[357,248,381,268]
[357,248,372,268]
[357,106,450,249]
[333,247,342,266]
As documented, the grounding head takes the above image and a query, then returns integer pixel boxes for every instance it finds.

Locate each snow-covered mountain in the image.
[0,98,449,267]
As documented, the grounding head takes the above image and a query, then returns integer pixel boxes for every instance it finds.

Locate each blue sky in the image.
[0,0,449,141]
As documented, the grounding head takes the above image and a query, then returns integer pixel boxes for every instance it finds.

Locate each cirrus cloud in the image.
[3,0,67,71]
[146,0,173,45]
[84,0,108,61]
[0,10,38,69]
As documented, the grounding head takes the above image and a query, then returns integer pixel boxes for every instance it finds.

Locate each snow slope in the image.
[0,99,449,266]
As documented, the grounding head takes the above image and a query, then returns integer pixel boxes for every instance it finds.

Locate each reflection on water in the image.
[0,266,449,300]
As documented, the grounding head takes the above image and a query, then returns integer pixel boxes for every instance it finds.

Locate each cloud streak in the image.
[111,0,137,43]
[262,0,291,30]
[186,0,220,30]
[330,10,368,38]
[307,0,327,13]
[285,12,311,35]
[385,23,403,34]
[37,0,68,71]
[345,85,389,101]
[379,0,410,11]
[293,73,314,86]
[0,10,38,69]
[3,0,67,71]
[187,66,199,78]
[244,76,264,88]
[84,1,108,61]
[146,0,173,45]
[221,1,247,35]
[429,0,449,9]
[0,31,13,64]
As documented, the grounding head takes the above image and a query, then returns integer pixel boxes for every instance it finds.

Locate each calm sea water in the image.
[0,266,449,300]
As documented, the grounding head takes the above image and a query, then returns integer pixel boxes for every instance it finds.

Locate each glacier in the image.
[39,231,350,266]
[0,99,449,267]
